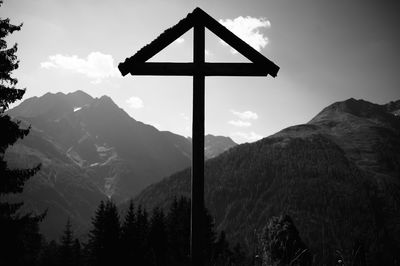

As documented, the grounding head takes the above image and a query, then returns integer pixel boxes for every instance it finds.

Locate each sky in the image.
[3,0,400,143]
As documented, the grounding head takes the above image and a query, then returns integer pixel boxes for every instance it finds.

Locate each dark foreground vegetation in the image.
[38,197,252,266]
[39,197,334,266]
[0,1,43,264]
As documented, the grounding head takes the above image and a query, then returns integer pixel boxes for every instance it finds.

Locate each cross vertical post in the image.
[191,21,205,266]
[118,7,280,266]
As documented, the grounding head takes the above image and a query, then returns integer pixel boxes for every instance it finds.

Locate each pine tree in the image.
[122,200,136,235]
[203,206,217,264]
[60,218,74,266]
[0,0,25,112]
[87,200,105,266]
[149,207,168,266]
[87,200,121,266]
[0,1,43,265]
[166,197,218,265]
[121,200,138,264]
[103,200,121,265]
[259,215,312,266]
[136,204,151,265]
[103,200,121,239]
[167,197,191,265]
[72,239,82,266]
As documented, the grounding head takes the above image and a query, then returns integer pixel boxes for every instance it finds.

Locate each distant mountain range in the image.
[5,91,237,239]
[6,91,400,263]
[133,98,400,264]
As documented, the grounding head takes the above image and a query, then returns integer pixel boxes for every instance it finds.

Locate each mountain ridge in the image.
[5,90,237,239]
[133,97,400,264]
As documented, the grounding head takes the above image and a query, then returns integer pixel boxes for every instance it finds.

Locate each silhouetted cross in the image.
[119,7,279,266]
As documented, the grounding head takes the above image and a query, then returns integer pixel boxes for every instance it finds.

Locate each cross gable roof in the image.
[119,7,279,77]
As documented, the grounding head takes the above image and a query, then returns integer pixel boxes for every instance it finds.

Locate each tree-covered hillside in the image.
[134,98,400,265]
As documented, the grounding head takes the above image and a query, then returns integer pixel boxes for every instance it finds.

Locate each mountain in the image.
[5,91,236,240]
[204,134,237,159]
[186,135,238,159]
[8,90,193,197]
[5,90,235,239]
[133,98,400,265]
[8,90,94,120]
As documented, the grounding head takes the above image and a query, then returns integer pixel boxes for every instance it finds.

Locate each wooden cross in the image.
[119,7,279,266]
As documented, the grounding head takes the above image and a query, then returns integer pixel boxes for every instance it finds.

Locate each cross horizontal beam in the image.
[122,62,272,76]
[198,8,279,77]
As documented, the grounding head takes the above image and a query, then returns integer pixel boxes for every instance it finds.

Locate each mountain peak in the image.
[98,95,113,102]
[94,95,120,110]
[309,98,390,124]
[67,90,93,99]
[204,134,237,159]
[8,90,94,119]
[325,98,378,115]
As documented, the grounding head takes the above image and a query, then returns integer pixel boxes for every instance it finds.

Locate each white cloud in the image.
[40,52,120,83]
[40,61,56,68]
[228,120,251,127]
[174,37,185,44]
[231,131,264,143]
[126,96,144,109]
[231,110,258,120]
[219,16,270,53]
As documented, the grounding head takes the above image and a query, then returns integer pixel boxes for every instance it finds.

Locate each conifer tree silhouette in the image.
[60,218,74,266]
[149,207,168,266]
[87,200,105,266]
[166,197,191,265]
[87,197,251,266]
[121,200,137,264]
[259,215,312,266]
[0,1,43,265]
[72,239,82,266]
[103,200,121,265]
[87,200,121,266]
[136,204,151,265]
[203,206,217,264]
